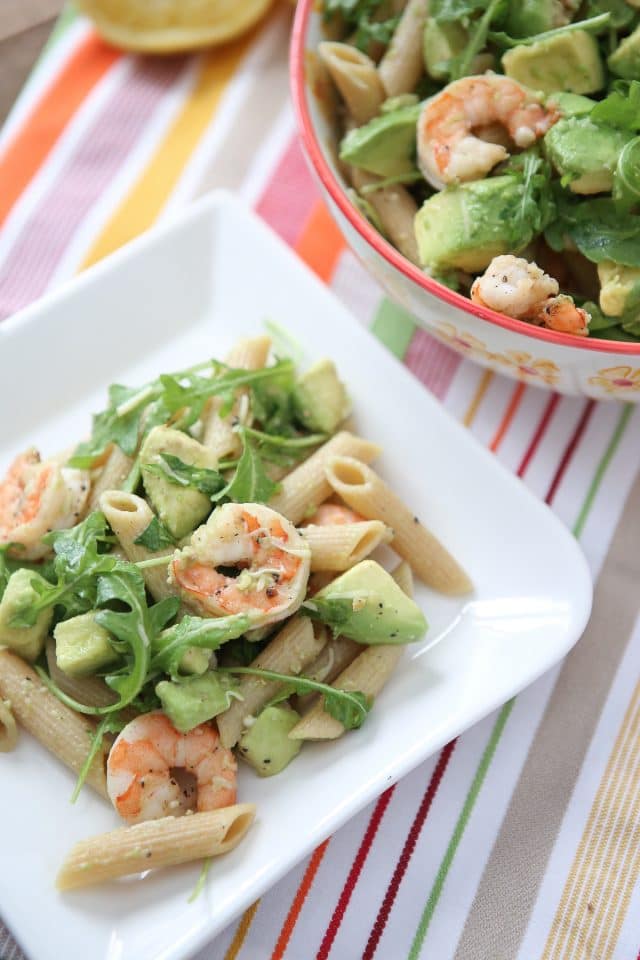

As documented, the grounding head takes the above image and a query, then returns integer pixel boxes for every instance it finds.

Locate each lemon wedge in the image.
[76,0,275,53]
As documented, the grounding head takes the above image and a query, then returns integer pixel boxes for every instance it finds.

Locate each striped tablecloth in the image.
[2,7,640,960]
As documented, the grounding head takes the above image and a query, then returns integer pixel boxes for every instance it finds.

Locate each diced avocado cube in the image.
[547,92,597,118]
[293,359,351,434]
[177,645,211,676]
[608,24,640,80]
[598,261,640,316]
[545,117,631,194]
[156,671,239,733]
[339,102,421,178]
[415,176,539,273]
[503,31,605,95]
[0,569,52,662]
[54,612,118,677]
[311,559,428,645]
[141,425,218,540]
[238,704,302,777]
[423,19,467,80]
[505,0,561,38]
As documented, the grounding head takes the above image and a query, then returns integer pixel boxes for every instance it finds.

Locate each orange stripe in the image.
[223,900,261,960]
[270,839,331,960]
[295,201,346,282]
[0,33,119,228]
[489,382,525,452]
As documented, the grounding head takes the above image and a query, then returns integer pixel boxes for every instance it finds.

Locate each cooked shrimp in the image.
[106,712,236,825]
[303,503,363,526]
[471,254,590,336]
[417,75,558,189]
[0,449,90,560]
[171,502,311,627]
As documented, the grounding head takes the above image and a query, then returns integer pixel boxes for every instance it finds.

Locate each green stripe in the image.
[371,298,416,360]
[572,404,633,538]
[44,2,78,52]
[404,401,635,959]
[407,700,515,960]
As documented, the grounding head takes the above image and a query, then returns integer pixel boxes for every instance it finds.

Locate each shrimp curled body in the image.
[106,712,237,824]
[417,75,558,189]
[471,255,590,336]
[171,502,311,627]
[0,449,90,559]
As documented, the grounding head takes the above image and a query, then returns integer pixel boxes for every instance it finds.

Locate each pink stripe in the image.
[0,57,186,321]
[404,329,461,400]
[255,135,317,247]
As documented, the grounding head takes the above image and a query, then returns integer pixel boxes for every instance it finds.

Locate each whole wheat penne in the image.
[88,444,134,513]
[45,637,119,710]
[351,168,420,265]
[289,560,413,740]
[0,696,18,752]
[56,803,256,891]
[325,456,473,595]
[217,616,325,749]
[0,649,108,797]
[100,491,175,602]
[301,520,392,571]
[268,431,381,524]
[294,631,361,712]
[378,0,428,96]
[202,335,272,458]
[319,42,385,124]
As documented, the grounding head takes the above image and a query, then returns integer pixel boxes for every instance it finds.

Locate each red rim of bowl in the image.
[290,0,640,357]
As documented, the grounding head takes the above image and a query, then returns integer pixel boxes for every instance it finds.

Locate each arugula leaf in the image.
[143,454,226,498]
[221,634,270,666]
[213,435,281,504]
[548,197,640,266]
[581,301,622,331]
[430,0,491,21]
[448,0,506,80]
[323,0,399,52]
[614,136,640,209]
[489,12,611,48]
[586,0,636,30]
[151,613,251,677]
[71,712,127,802]
[133,516,176,551]
[69,384,148,468]
[240,426,326,465]
[221,666,372,730]
[591,81,640,132]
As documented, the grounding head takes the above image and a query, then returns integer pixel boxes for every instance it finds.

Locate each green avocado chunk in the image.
[503,31,605,94]
[238,704,302,777]
[597,261,640,316]
[54,611,118,677]
[504,0,564,38]
[0,569,53,662]
[423,19,467,80]
[339,102,421,178]
[547,92,597,118]
[608,24,640,80]
[156,671,240,733]
[310,560,427,645]
[545,117,631,194]
[292,359,350,434]
[141,425,218,540]
[414,175,540,273]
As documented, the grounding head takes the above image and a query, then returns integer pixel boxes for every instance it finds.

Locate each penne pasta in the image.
[293,630,361,712]
[301,520,392,571]
[100,491,175,602]
[325,456,473,595]
[289,560,412,740]
[318,42,385,125]
[0,696,18,752]
[269,431,381,525]
[0,649,109,797]
[202,335,272,459]
[351,168,421,265]
[377,0,428,97]
[45,637,119,710]
[56,803,256,891]
[88,444,134,513]
[216,616,325,749]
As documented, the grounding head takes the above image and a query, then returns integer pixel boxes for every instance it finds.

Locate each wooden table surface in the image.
[0,0,64,125]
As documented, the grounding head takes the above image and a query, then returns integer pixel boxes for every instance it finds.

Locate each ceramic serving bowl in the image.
[290,1,640,400]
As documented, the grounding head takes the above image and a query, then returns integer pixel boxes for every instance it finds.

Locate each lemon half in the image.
[76,0,275,53]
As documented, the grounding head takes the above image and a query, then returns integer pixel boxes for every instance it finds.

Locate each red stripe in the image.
[255,135,317,247]
[316,787,396,960]
[517,393,560,478]
[404,329,461,401]
[545,401,595,504]
[361,742,456,960]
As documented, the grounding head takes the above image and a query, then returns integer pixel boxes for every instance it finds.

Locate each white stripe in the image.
[238,104,296,206]
[330,250,385,328]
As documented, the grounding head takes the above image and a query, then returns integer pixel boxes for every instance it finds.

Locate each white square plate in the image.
[0,192,592,960]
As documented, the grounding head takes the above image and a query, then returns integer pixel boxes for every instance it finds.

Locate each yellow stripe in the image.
[223,901,261,960]
[462,369,493,428]
[542,680,640,960]
[81,30,255,269]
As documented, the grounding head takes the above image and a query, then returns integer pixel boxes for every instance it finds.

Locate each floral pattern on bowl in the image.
[588,366,640,395]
